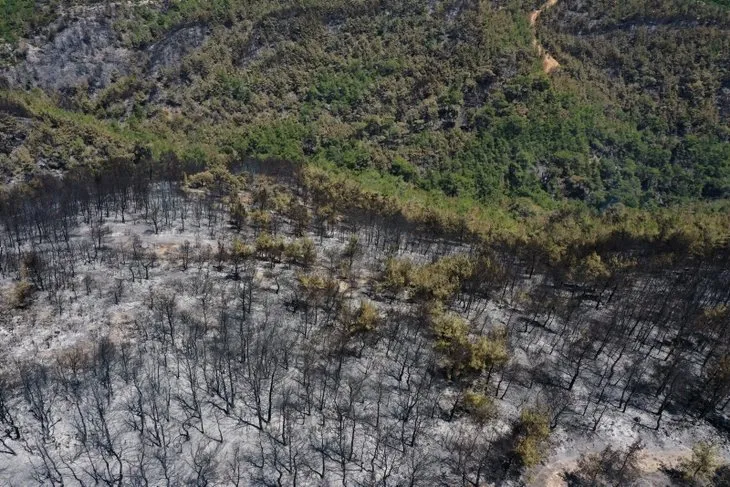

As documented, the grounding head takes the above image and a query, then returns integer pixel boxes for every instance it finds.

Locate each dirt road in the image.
[529,0,560,74]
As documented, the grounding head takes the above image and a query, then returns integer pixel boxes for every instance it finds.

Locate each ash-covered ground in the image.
[0,166,728,486]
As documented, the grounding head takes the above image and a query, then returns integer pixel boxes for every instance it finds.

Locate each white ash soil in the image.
[0,184,728,485]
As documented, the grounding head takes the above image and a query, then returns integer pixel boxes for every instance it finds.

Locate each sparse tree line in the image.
[0,162,729,484]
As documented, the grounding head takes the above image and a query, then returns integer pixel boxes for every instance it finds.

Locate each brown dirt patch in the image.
[529,0,561,74]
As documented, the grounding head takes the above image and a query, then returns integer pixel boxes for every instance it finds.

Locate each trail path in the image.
[529,0,560,74]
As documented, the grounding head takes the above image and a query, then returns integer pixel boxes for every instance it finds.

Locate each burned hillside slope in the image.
[0,163,728,484]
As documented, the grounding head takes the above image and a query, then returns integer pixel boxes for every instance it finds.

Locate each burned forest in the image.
[0,160,727,486]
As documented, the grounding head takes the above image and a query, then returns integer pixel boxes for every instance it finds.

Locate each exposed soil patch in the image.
[530,0,560,74]
[530,442,730,487]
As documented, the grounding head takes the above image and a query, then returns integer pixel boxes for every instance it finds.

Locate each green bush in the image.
[512,407,551,468]
[284,237,316,267]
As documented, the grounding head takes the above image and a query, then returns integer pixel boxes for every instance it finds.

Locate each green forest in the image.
[0,0,729,252]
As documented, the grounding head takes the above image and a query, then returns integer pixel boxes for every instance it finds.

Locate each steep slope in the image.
[0,0,728,208]
[539,0,730,199]
[530,0,560,74]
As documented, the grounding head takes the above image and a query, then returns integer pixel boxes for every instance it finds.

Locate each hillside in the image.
[0,2,730,485]
[0,163,728,485]
[0,0,728,208]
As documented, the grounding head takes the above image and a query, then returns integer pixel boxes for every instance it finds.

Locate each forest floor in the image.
[530,0,560,74]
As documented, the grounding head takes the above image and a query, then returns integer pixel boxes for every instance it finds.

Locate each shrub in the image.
[250,210,272,233]
[679,442,723,486]
[350,300,380,333]
[9,279,34,309]
[229,238,253,277]
[411,254,475,302]
[229,198,247,230]
[255,233,285,262]
[378,257,413,297]
[287,200,311,236]
[285,238,316,267]
[185,167,240,195]
[512,407,551,468]
[296,271,340,306]
[462,390,496,424]
[469,328,509,372]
